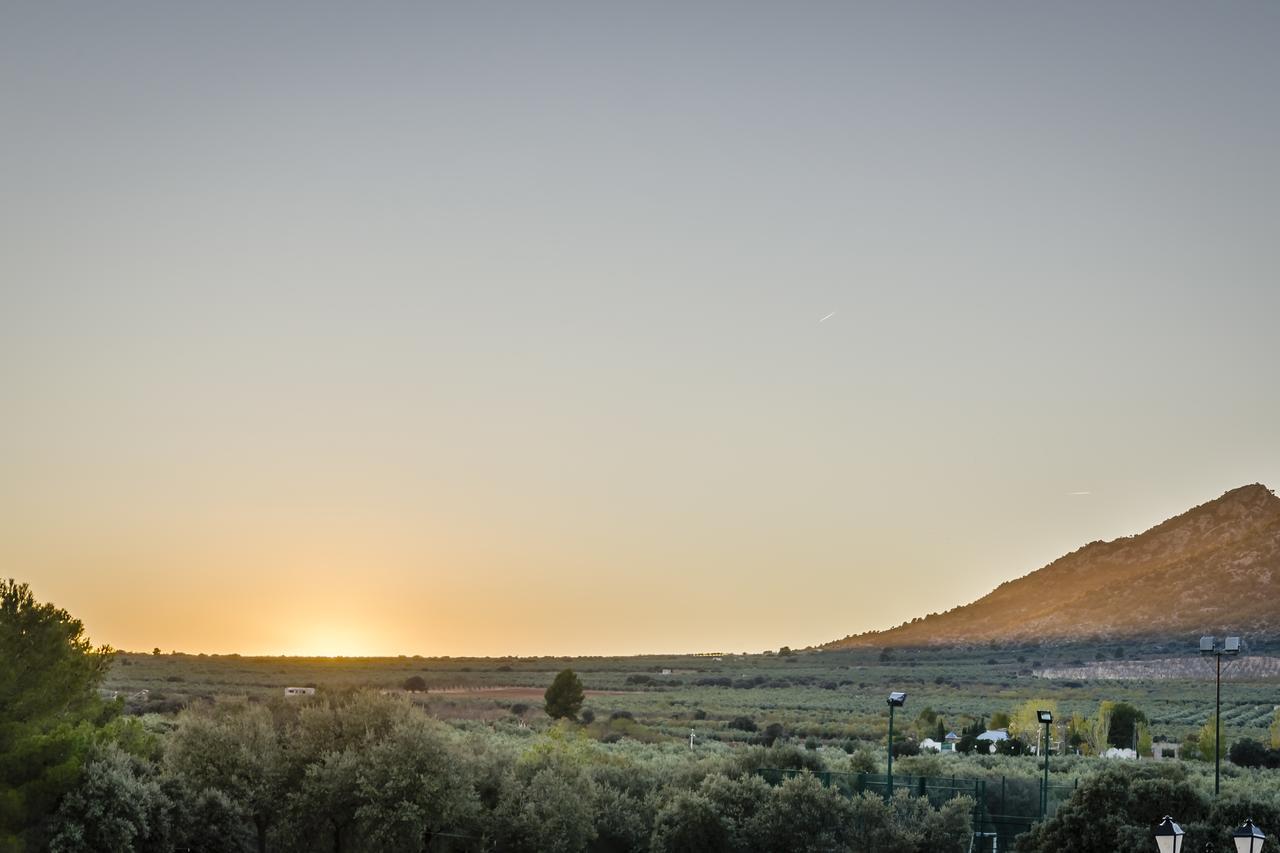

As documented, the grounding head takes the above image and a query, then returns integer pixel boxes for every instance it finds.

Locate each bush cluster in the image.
[41,692,978,853]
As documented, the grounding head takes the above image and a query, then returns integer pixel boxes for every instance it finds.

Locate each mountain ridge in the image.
[826,483,1280,648]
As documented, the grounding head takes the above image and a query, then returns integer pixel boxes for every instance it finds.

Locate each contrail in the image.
[819,312,835,323]
[1067,491,1092,496]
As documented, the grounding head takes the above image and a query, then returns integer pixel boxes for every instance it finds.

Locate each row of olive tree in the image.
[47,692,977,853]
[3,580,979,853]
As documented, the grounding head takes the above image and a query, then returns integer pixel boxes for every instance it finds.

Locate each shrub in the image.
[1228,737,1275,769]
[544,669,585,720]
[748,773,855,852]
[728,716,757,733]
[650,792,729,853]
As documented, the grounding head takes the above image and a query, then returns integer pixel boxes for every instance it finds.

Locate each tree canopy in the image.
[543,669,585,720]
[0,579,116,851]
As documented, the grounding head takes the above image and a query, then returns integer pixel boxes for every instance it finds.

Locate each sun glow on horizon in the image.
[273,625,388,659]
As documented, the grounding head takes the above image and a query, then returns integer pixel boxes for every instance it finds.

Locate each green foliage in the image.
[651,792,729,853]
[1135,721,1153,758]
[401,676,427,692]
[749,773,854,852]
[1198,714,1227,762]
[0,580,116,851]
[1083,702,1113,756]
[544,670,585,721]
[1105,702,1147,750]
[356,715,480,849]
[165,702,302,851]
[848,790,974,853]
[1228,737,1271,769]
[491,765,596,852]
[1008,700,1057,745]
[1016,764,1210,853]
[46,745,170,853]
[698,773,770,850]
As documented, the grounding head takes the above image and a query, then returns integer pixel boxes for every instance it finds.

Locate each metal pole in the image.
[887,704,894,799]
[1215,652,1222,797]
[1041,720,1050,820]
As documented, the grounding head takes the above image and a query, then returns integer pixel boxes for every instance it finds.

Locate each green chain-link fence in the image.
[757,768,1077,850]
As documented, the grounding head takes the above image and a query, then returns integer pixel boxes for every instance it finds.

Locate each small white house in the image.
[942,731,960,752]
[284,686,316,697]
[976,730,1009,752]
[920,738,942,753]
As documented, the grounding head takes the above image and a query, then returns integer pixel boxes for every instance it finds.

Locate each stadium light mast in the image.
[1037,709,1053,819]
[886,691,906,798]
[1199,635,1241,797]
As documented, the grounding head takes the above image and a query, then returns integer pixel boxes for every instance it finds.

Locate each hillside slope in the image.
[827,484,1280,648]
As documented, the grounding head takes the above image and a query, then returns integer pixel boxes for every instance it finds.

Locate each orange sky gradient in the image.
[4,3,1279,656]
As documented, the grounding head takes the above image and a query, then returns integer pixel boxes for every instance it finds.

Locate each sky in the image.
[2,2,1278,657]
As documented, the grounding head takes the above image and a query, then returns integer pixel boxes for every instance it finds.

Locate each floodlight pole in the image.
[1041,719,1051,819]
[885,692,906,800]
[1215,651,1222,797]
[1200,636,1240,798]
[887,702,895,797]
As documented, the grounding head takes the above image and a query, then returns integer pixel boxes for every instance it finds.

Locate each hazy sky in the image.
[3,2,1278,656]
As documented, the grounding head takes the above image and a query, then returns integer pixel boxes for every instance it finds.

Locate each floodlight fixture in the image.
[1198,634,1246,796]
[885,691,907,798]
[1153,815,1184,853]
[1037,710,1054,818]
[1232,818,1266,853]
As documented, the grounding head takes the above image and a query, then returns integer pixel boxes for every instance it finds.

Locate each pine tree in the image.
[543,669,585,720]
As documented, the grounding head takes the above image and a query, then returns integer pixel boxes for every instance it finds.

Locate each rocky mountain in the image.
[827,483,1280,648]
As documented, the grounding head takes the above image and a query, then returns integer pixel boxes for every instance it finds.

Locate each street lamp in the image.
[1199,635,1241,796]
[1037,710,1053,820]
[886,691,906,798]
[1154,815,1185,853]
[1232,818,1266,853]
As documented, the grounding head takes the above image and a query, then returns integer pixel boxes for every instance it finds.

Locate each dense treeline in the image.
[9,579,1280,853]
[1017,762,1280,852]
[43,693,975,852]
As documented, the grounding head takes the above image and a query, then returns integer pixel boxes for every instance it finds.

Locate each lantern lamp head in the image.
[1232,818,1265,853]
[1037,710,1053,724]
[887,692,906,708]
[1154,815,1184,853]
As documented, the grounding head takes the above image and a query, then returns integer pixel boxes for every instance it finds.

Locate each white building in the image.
[284,686,316,697]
